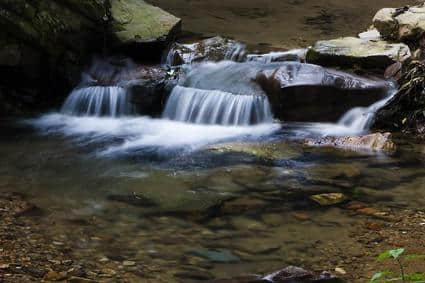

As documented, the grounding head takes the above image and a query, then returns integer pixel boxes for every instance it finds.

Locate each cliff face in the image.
[0,0,181,115]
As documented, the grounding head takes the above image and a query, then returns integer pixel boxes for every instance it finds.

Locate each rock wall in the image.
[0,0,181,116]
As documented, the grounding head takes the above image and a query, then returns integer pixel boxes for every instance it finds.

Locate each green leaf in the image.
[378,250,392,261]
[408,272,425,282]
[370,272,385,282]
[389,248,405,259]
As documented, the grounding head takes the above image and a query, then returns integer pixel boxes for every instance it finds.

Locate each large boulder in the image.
[0,0,180,116]
[254,63,392,122]
[306,37,411,70]
[110,0,181,57]
[373,5,425,42]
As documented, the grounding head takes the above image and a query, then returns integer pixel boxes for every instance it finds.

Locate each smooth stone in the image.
[122,260,136,266]
[310,193,348,206]
[190,249,240,263]
[306,37,411,70]
[44,271,68,281]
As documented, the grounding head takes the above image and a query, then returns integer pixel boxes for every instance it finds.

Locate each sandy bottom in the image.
[147,0,415,49]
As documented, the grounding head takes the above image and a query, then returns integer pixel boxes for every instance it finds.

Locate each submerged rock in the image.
[304,132,397,152]
[310,193,348,206]
[163,36,247,66]
[208,142,302,160]
[373,5,425,42]
[306,37,411,70]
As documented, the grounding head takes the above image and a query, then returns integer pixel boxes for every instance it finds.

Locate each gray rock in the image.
[306,37,411,70]
[373,5,425,41]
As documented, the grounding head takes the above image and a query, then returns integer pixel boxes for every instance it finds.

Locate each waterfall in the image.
[61,86,133,117]
[60,57,137,117]
[163,86,273,125]
[337,86,397,132]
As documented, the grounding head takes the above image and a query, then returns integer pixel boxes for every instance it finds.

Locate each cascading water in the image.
[294,84,397,137]
[337,85,397,132]
[61,86,133,117]
[61,58,136,117]
[163,86,273,125]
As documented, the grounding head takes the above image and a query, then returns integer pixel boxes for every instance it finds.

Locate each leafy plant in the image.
[370,248,425,283]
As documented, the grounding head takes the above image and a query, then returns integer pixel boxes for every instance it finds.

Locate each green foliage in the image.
[371,248,425,282]
[378,249,405,261]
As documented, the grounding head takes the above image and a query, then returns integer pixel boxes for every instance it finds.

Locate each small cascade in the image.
[224,43,247,62]
[61,86,133,117]
[60,58,136,117]
[163,86,273,125]
[337,86,397,132]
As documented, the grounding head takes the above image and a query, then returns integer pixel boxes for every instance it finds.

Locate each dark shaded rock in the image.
[0,0,181,116]
[373,61,425,134]
[254,63,391,122]
[22,266,47,278]
[73,57,175,116]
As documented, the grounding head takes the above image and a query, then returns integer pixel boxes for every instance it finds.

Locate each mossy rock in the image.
[110,0,181,45]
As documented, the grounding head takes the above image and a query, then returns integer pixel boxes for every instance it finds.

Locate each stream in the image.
[1,0,423,281]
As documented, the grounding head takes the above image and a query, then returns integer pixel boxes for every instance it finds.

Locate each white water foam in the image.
[29,114,280,156]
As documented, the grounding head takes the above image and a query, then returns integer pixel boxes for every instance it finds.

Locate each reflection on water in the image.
[1,118,425,281]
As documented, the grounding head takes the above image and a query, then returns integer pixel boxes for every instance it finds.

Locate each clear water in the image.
[2,110,425,281]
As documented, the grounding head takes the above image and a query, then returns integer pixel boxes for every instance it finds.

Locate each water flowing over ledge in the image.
[61,86,134,117]
[163,86,273,125]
